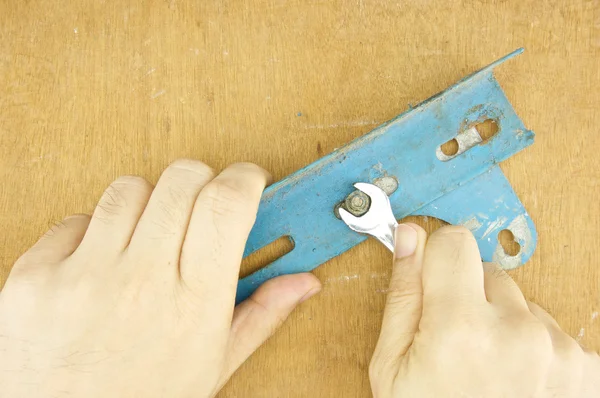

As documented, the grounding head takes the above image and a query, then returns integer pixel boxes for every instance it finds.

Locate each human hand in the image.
[0,160,321,398]
[369,224,600,398]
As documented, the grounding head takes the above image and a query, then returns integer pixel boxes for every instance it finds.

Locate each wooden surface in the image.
[1,0,599,396]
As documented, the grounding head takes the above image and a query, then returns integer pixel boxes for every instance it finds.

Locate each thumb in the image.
[218,273,321,387]
[373,223,427,361]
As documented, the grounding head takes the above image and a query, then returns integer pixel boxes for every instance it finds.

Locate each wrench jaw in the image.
[338,207,372,234]
[353,183,397,225]
[353,183,388,206]
[338,183,399,252]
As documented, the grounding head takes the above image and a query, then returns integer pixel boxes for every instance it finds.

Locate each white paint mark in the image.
[223,50,229,55]
[576,328,585,341]
[265,95,271,100]
[592,312,598,321]
[189,48,199,55]
[462,217,482,232]
[324,274,359,284]
[73,28,78,34]
[304,120,379,129]
[150,89,166,99]
[482,216,508,238]
[29,153,55,164]
[373,162,385,174]
[145,68,156,76]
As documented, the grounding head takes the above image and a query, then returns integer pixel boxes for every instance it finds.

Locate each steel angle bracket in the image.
[237,48,536,303]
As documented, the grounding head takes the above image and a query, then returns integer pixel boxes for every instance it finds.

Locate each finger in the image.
[483,262,529,311]
[528,301,585,393]
[528,301,581,359]
[422,225,486,310]
[179,163,270,300]
[78,176,153,253]
[581,352,600,395]
[374,223,427,361]
[217,273,321,389]
[128,159,215,261]
[528,301,561,330]
[17,214,91,266]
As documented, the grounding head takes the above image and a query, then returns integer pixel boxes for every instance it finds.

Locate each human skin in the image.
[0,159,598,398]
[369,223,600,398]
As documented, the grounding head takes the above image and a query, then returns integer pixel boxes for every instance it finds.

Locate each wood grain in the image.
[1,0,598,396]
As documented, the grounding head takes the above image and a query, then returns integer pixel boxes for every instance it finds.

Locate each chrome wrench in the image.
[338,183,398,252]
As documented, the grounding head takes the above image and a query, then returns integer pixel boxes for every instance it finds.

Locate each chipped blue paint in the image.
[236,49,536,303]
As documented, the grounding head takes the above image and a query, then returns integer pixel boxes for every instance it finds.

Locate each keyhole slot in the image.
[436,118,500,161]
[498,229,521,256]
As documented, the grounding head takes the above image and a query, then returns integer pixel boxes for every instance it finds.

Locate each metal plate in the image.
[237,49,536,303]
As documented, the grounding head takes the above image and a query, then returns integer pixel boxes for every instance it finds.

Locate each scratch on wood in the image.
[150,89,166,99]
[304,120,380,130]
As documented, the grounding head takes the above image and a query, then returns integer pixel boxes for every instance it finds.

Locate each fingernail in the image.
[394,223,418,259]
[299,285,322,303]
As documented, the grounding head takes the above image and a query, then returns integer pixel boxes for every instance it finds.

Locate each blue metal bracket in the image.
[237,49,536,303]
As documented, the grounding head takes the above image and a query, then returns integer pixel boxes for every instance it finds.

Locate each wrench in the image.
[338,183,398,252]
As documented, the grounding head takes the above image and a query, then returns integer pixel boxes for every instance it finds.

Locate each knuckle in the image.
[168,159,215,180]
[95,176,151,223]
[386,282,419,307]
[369,349,398,382]
[559,337,585,364]
[64,213,91,223]
[510,317,554,357]
[428,225,479,267]
[446,318,485,342]
[432,225,476,243]
[95,187,126,221]
[156,197,183,227]
[529,318,553,341]
[229,162,266,174]
[483,262,511,281]
[202,179,254,217]
[39,216,82,240]
[112,175,152,191]
[247,297,286,337]
[224,162,270,185]
[368,360,381,385]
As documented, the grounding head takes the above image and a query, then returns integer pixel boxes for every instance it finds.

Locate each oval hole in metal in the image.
[475,119,499,142]
[436,119,500,161]
[440,138,459,156]
[240,236,295,279]
[498,229,520,256]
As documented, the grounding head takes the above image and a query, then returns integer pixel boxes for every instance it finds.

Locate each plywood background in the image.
[1,0,598,396]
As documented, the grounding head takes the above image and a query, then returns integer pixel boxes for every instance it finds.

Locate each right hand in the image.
[369,224,600,398]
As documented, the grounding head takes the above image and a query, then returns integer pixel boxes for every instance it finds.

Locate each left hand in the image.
[0,159,321,398]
